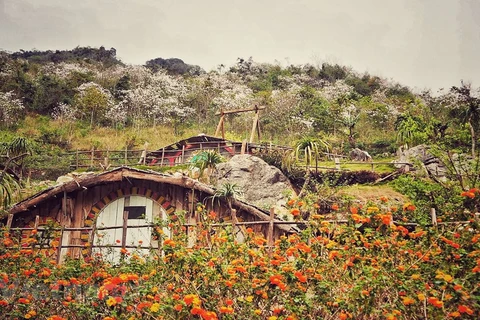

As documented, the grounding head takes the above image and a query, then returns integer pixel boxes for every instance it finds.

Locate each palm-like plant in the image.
[190,150,223,183]
[1,137,32,210]
[212,183,244,237]
[285,137,330,197]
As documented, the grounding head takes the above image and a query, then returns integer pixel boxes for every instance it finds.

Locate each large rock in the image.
[349,148,372,161]
[394,145,447,177]
[213,155,296,214]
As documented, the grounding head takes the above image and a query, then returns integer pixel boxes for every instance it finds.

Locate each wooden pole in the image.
[90,147,94,168]
[161,148,165,166]
[431,208,437,227]
[143,145,147,165]
[215,111,224,137]
[122,211,128,249]
[6,214,13,229]
[34,215,40,230]
[241,140,247,155]
[181,145,185,164]
[250,109,260,143]
[56,228,64,264]
[76,149,79,170]
[267,207,275,247]
[62,190,67,217]
[124,146,128,165]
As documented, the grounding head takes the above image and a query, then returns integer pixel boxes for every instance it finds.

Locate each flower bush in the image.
[1,195,479,319]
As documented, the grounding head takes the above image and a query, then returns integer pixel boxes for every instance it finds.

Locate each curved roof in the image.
[10,166,297,233]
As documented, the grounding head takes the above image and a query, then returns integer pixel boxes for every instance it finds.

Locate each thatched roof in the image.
[9,167,297,233]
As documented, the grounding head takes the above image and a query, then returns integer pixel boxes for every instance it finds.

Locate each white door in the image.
[92,196,167,262]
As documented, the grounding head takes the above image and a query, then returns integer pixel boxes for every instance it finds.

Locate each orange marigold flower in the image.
[402,297,415,306]
[174,304,183,311]
[219,306,234,314]
[290,208,301,217]
[293,271,307,283]
[331,204,339,211]
[458,304,474,315]
[287,199,296,207]
[339,311,348,320]
[427,297,443,308]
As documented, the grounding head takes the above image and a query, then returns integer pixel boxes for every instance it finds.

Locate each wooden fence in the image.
[63,143,406,172]
[4,209,479,263]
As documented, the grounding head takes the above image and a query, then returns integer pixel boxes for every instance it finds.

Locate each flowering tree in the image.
[119,71,193,131]
[0,91,24,127]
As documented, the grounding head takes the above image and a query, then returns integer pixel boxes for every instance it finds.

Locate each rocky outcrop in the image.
[213,155,296,214]
[394,145,447,177]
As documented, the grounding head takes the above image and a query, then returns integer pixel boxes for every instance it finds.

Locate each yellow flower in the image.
[150,303,160,313]
[245,295,254,302]
[411,274,421,280]
[106,297,117,307]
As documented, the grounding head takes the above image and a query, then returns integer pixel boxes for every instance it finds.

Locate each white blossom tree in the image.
[0,91,24,127]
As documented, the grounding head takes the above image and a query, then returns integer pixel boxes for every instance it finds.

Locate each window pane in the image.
[125,206,146,219]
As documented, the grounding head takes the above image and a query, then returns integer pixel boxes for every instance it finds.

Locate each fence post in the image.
[431,208,437,227]
[267,207,275,247]
[90,147,95,168]
[76,149,79,170]
[124,146,128,165]
[34,215,40,230]
[335,157,340,170]
[56,228,64,265]
[161,148,165,166]
[241,140,247,155]
[6,214,13,229]
[143,144,148,165]
[122,211,128,249]
[182,145,185,164]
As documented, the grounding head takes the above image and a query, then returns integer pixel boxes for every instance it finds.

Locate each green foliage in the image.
[390,175,464,224]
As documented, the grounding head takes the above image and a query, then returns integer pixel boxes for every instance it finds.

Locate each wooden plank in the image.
[215,106,265,115]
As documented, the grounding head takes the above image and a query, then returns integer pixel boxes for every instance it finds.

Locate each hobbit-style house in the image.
[4,167,295,263]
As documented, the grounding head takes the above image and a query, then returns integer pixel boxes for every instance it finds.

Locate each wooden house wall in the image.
[10,178,287,260]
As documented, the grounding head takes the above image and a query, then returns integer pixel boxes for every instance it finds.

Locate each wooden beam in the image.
[215,106,265,116]
[250,110,260,143]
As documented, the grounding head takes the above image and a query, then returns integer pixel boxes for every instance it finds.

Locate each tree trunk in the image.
[469,120,476,158]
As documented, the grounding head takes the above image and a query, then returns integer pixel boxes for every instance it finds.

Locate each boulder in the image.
[394,145,447,177]
[212,155,296,214]
[349,148,372,161]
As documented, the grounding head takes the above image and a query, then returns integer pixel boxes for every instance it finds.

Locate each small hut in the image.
[5,167,296,263]
[147,134,260,166]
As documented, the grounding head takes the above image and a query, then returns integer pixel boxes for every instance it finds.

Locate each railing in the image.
[62,143,407,172]
[5,210,479,263]
[63,141,290,170]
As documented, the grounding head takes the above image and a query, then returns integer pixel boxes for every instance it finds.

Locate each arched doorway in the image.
[92,195,170,262]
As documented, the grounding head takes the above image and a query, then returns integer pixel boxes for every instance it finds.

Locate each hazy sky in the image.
[1,0,479,91]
